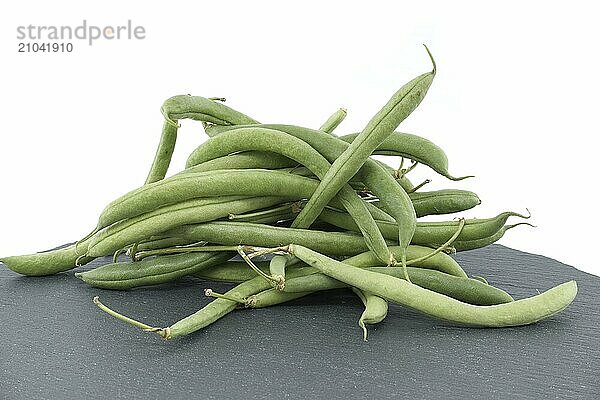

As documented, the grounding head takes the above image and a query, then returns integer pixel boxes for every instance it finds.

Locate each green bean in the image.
[445,222,535,252]
[185,127,391,264]
[352,288,388,341]
[412,211,530,244]
[343,245,467,277]
[160,95,258,126]
[288,244,577,327]
[319,108,347,134]
[1,239,95,276]
[86,196,288,258]
[318,208,529,246]
[339,132,472,181]
[95,267,318,339]
[282,266,513,305]
[163,221,390,257]
[95,169,322,234]
[291,50,436,253]
[75,252,233,290]
[407,189,481,217]
[145,95,259,184]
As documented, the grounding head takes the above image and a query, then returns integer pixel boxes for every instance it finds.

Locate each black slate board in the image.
[0,245,598,399]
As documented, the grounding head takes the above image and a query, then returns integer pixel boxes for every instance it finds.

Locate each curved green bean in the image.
[146,95,258,184]
[282,266,513,305]
[289,244,577,327]
[339,132,471,181]
[446,222,535,252]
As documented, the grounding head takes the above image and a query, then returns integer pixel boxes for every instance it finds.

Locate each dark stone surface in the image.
[0,245,598,399]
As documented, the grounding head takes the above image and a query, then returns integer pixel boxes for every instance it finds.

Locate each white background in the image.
[1,1,598,276]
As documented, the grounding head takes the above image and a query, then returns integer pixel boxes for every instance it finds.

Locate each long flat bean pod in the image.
[193,260,272,283]
[248,289,314,308]
[289,245,577,327]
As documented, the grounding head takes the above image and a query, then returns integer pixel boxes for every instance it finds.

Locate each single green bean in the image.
[289,244,577,327]
[282,267,513,305]
[291,48,435,259]
[135,236,197,252]
[146,95,258,184]
[193,260,272,283]
[444,222,534,252]
[75,252,233,290]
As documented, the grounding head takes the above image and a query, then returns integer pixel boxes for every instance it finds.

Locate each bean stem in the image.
[134,245,242,260]
[406,218,465,266]
[204,288,245,304]
[93,296,169,338]
[238,247,285,289]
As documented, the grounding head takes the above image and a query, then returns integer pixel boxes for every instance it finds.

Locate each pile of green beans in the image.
[0,46,577,341]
